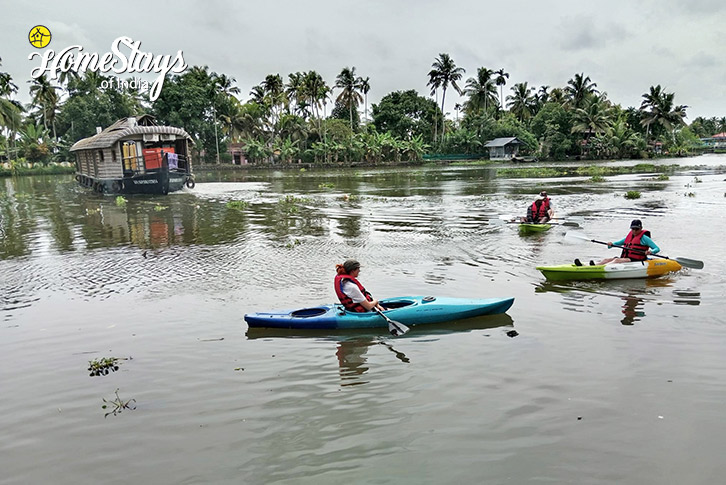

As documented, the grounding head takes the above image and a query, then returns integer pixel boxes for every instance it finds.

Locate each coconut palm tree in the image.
[494,68,509,112]
[639,85,688,142]
[464,67,498,116]
[427,67,442,142]
[571,95,614,155]
[506,82,536,123]
[360,76,371,124]
[430,53,465,139]
[335,67,363,131]
[565,73,599,110]
[28,74,60,138]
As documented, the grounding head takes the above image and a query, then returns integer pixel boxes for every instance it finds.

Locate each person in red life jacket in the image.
[523,191,554,223]
[334,259,386,312]
[577,219,660,266]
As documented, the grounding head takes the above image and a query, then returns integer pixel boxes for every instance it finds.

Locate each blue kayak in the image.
[244,296,515,330]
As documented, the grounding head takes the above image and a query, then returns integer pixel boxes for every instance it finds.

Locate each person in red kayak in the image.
[334,259,386,312]
[577,219,660,266]
[523,191,554,223]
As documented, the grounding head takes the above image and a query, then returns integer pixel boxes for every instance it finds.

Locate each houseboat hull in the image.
[76,171,194,195]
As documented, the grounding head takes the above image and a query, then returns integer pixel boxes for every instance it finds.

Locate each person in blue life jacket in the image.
[522,191,554,223]
[576,219,660,266]
[334,259,386,312]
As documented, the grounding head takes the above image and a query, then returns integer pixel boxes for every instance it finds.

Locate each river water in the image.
[1,155,725,484]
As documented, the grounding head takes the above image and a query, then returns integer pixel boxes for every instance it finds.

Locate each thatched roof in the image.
[70,115,192,152]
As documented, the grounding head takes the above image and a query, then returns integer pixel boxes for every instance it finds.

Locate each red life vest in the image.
[529,198,550,221]
[620,229,651,261]
[334,274,373,312]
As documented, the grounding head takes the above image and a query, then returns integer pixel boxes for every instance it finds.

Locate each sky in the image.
[2,0,725,121]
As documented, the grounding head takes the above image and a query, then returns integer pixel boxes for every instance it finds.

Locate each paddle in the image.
[375,307,410,336]
[564,231,704,269]
[491,218,581,227]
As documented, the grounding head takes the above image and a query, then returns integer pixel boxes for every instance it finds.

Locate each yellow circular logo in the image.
[29,25,52,48]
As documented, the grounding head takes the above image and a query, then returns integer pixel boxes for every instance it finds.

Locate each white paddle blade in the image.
[564,231,590,243]
[674,257,704,270]
[389,321,410,336]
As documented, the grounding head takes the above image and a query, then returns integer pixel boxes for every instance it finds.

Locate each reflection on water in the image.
[534,277,702,325]
[247,314,513,386]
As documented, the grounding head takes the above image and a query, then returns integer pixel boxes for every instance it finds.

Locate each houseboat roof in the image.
[484,137,523,148]
[70,115,193,152]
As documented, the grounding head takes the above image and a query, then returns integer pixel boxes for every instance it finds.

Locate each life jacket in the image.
[620,229,651,261]
[334,274,373,312]
[528,198,550,222]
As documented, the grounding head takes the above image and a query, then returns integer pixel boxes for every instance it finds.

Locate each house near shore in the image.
[700,132,726,150]
[484,137,524,160]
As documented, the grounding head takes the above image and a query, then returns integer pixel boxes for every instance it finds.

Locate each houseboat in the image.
[70,115,195,195]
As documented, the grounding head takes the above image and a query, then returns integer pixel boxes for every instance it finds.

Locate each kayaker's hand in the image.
[607,242,613,248]
[645,248,652,255]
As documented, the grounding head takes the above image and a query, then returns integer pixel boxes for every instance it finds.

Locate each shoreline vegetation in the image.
[2,54,725,172]
[4,158,724,180]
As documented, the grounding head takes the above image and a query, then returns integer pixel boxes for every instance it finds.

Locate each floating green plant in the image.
[115,196,127,207]
[624,191,641,199]
[154,204,168,211]
[226,200,249,210]
[102,388,136,418]
[318,182,335,189]
[285,238,301,248]
[88,356,127,376]
[590,175,605,182]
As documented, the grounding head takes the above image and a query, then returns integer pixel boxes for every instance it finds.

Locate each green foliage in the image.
[56,74,140,142]
[88,357,123,377]
[318,182,335,189]
[371,90,440,143]
[154,204,168,211]
[226,200,249,209]
[115,196,127,207]
[624,191,641,199]
[151,66,229,163]
[590,175,605,182]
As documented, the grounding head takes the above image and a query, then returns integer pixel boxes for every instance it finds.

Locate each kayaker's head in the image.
[538,191,548,200]
[630,219,643,232]
[337,259,361,276]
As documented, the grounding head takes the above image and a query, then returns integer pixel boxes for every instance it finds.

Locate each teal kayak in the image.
[244,296,515,330]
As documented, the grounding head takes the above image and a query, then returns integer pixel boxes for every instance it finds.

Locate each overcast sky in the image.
[3,0,725,120]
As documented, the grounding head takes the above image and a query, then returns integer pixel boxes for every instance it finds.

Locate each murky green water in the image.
[2,155,726,484]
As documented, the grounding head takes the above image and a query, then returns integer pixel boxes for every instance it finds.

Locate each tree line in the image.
[1,53,725,168]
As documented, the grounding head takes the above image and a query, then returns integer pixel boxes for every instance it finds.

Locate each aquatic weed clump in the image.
[88,357,124,376]
[102,388,136,417]
[226,200,249,210]
[115,196,127,207]
[624,191,641,199]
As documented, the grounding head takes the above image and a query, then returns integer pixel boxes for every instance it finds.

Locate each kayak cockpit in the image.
[291,307,329,318]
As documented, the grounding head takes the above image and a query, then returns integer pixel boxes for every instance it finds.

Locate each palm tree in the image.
[572,95,614,155]
[506,82,536,123]
[28,75,60,138]
[334,67,363,131]
[639,85,688,142]
[427,67,442,142]
[495,68,509,111]
[464,67,498,116]
[565,73,599,110]
[430,53,465,139]
[549,87,567,105]
[359,76,371,124]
